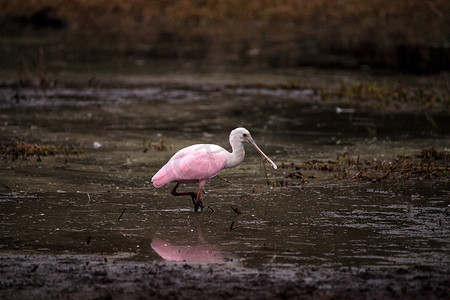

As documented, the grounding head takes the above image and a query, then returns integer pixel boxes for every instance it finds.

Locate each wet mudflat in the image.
[1,254,449,300]
[0,75,449,298]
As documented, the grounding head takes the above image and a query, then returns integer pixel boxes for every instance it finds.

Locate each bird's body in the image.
[152,128,277,211]
[151,144,230,188]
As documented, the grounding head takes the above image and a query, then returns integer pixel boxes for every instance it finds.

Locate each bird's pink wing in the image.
[152,145,227,187]
[174,149,227,180]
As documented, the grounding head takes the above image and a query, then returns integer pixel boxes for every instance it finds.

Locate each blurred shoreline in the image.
[1,0,449,74]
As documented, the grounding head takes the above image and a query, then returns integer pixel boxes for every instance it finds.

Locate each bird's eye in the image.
[243,133,248,137]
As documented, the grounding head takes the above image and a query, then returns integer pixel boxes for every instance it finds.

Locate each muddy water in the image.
[0,84,449,268]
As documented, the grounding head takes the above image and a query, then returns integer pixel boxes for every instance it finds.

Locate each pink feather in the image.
[152,144,228,187]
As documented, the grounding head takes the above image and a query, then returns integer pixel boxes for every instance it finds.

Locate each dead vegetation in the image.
[280,147,449,186]
[1,141,82,160]
[223,80,449,112]
[17,47,58,89]
[142,138,173,152]
[320,81,450,110]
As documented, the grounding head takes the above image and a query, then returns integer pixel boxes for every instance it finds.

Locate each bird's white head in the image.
[230,127,277,170]
[230,127,252,143]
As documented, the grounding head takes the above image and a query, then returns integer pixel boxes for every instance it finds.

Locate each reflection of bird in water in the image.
[151,222,241,266]
[152,127,277,212]
[151,238,227,264]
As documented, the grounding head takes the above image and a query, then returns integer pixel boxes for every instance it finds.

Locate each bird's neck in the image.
[225,138,245,169]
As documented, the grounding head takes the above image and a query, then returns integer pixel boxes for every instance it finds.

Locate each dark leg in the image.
[171,183,203,212]
[194,187,204,212]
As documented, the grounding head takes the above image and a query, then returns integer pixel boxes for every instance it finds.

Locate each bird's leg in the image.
[170,181,206,212]
[194,187,204,212]
[194,180,207,212]
[171,183,197,206]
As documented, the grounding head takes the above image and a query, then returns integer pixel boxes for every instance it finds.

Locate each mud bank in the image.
[0,254,448,300]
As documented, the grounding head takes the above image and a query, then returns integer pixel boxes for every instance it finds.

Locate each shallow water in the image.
[0,83,449,268]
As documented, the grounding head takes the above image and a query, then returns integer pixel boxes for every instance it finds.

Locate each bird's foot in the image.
[194,200,204,212]
[189,193,203,212]
[190,193,198,206]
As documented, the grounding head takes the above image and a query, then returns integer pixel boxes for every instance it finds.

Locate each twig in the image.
[351,156,401,182]
[229,221,237,231]
[230,206,242,214]
[427,1,444,18]
[351,155,368,180]
[118,208,126,221]
[207,206,215,212]
[420,171,437,180]
[379,161,402,181]
[30,265,39,273]
[355,155,362,173]
[216,175,233,184]
[0,181,13,191]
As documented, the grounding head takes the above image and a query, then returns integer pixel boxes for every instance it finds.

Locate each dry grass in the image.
[2,141,83,160]
[142,137,172,152]
[280,148,449,185]
[321,81,450,109]
[17,47,56,88]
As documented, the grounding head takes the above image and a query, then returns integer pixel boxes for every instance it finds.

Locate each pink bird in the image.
[151,127,277,211]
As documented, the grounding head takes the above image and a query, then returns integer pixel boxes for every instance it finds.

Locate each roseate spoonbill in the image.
[151,127,277,211]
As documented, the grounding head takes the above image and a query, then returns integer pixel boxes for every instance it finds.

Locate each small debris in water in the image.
[93,141,102,149]
[230,206,242,214]
[118,209,126,221]
[229,221,236,231]
[335,107,356,114]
